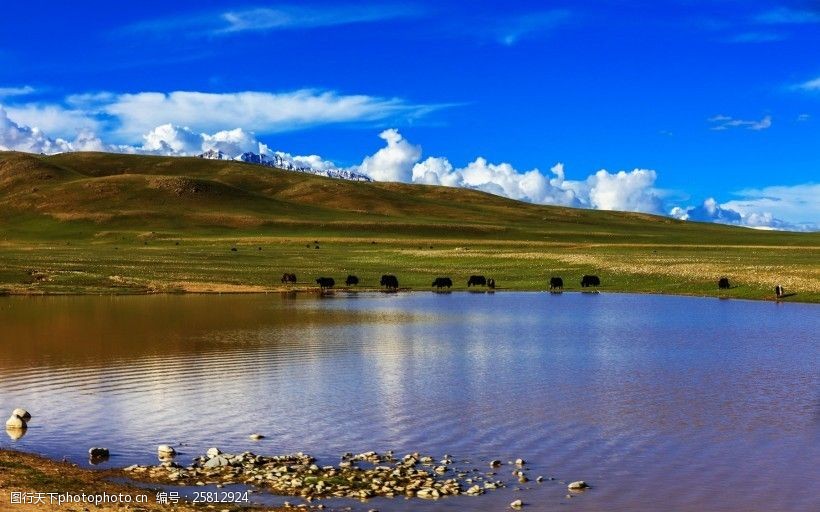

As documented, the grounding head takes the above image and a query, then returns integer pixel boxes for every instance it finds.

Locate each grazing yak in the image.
[550,277,564,290]
[580,275,600,287]
[432,277,453,289]
[718,277,731,289]
[775,284,784,298]
[487,278,496,289]
[467,275,487,287]
[316,277,335,289]
[345,275,359,286]
[381,274,399,290]
[281,273,297,284]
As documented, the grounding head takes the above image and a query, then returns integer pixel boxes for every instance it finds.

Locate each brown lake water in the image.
[0,292,818,511]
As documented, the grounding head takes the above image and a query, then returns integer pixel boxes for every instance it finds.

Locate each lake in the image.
[0,292,817,511]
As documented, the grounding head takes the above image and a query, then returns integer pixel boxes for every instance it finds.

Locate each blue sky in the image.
[0,1,818,229]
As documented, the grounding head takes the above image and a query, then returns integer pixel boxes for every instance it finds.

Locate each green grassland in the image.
[1,151,818,302]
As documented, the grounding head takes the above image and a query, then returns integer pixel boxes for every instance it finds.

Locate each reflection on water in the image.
[0,293,818,512]
[6,426,26,440]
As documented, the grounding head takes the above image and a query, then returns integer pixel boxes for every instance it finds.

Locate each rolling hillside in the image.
[1,151,818,300]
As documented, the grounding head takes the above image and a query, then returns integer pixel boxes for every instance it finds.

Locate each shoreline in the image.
[0,286,815,304]
[0,449,288,511]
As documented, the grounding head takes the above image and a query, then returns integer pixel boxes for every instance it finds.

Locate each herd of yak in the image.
[281,273,601,291]
[279,273,786,296]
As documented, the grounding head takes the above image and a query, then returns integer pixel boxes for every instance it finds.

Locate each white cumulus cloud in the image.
[357,129,421,182]
[0,107,77,154]
[586,168,662,212]
[723,184,820,229]
[670,186,819,231]
[362,129,663,213]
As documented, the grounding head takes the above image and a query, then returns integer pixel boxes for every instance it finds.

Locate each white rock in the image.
[206,447,221,458]
[515,458,525,466]
[510,499,524,508]
[157,445,176,457]
[5,415,25,429]
[490,459,502,467]
[12,408,31,422]
[204,455,230,468]
[249,433,265,440]
[568,480,589,490]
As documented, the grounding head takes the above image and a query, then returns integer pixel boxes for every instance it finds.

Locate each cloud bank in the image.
[0,108,814,231]
[2,88,442,142]
[670,186,819,231]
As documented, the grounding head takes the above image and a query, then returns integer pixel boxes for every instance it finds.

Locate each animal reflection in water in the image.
[291,271,792,300]
[6,425,26,440]
[316,277,335,290]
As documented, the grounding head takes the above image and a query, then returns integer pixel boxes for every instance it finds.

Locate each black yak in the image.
[718,277,731,289]
[316,277,335,289]
[487,278,496,289]
[467,275,487,287]
[775,284,784,298]
[281,273,297,284]
[345,275,359,286]
[550,277,564,290]
[380,274,399,290]
[580,275,600,287]
[432,277,453,289]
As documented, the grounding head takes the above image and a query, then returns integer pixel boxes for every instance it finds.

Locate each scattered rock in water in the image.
[88,447,110,458]
[249,433,265,440]
[510,498,524,508]
[157,445,176,458]
[515,458,525,466]
[204,455,230,468]
[124,450,507,501]
[465,485,483,495]
[206,447,221,458]
[536,476,544,483]
[568,480,589,490]
[12,408,31,422]
[490,460,502,468]
[5,415,25,429]
[88,447,110,464]
[416,488,440,499]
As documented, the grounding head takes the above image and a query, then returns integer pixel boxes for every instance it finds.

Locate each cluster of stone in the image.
[124,449,507,501]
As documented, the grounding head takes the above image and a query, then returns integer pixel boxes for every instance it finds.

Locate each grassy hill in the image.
[1,150,818,301]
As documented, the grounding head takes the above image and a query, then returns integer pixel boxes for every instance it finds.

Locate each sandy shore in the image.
[0,449,287,511]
